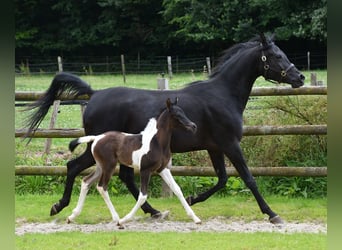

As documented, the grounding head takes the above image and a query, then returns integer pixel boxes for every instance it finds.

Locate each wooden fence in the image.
[15,85,327,177]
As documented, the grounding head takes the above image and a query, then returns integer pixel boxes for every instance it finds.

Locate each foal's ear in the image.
[166,98,172,110]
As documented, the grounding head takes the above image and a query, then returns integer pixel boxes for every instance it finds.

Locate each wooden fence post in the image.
[310,73,317,86]
[44,100,60,156]
[157,74,173,197]
[167,56,173,79]
[206,57,211,75]
[121,54,126,83]
[43,57,63,156]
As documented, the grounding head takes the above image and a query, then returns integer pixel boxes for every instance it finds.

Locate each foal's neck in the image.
[155,112,173,148]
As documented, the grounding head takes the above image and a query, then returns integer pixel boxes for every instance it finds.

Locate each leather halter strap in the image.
[261,49,294,84]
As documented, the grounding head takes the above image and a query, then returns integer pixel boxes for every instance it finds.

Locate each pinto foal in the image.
[67,98,201,225]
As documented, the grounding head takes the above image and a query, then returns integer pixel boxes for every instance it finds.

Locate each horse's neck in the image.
[217,48,261,112]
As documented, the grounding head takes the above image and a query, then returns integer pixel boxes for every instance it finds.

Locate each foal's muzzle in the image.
[185,122,197,133]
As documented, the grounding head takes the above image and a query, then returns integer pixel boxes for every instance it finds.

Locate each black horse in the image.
[25,34,304,224]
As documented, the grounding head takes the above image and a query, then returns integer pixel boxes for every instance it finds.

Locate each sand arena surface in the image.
[16,215,326,235]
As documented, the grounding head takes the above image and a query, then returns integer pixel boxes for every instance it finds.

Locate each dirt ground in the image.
[15,215,326,235]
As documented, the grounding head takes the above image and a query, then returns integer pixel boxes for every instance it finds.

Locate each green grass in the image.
[15,194,327,250]
[16,231,326,250]
[15,194,326,224]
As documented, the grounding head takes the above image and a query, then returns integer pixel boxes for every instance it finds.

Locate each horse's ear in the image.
[174,97,179,105]
[166,98,172,110]
[259,32,267,46]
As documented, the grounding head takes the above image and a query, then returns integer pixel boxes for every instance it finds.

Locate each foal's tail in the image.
[23,72,95,141]
[69,135,97,152]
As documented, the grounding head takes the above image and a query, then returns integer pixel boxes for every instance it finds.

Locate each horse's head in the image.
[259,33,305,88]
[166,98,197,133]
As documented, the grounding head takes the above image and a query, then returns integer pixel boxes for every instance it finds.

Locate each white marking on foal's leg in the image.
[97,186,120,223]
[119,192,147,225]
[67,180,90,223]
[159,168,201,224]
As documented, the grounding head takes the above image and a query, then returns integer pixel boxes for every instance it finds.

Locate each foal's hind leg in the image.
[159,168,201,224]
[51,144,95,216]
[97,161,120,223]
[67,166,102,223]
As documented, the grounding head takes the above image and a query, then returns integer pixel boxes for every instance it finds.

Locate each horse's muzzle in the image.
[290,73,305,88]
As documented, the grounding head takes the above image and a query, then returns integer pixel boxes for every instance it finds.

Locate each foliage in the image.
[15,0,326,56]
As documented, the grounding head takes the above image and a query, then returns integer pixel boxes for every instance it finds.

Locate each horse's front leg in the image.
[186,150,228,205]
[224,141,283,224]
[118,169,151,226]
[159,168,201,224]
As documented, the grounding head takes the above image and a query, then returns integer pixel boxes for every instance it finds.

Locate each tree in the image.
[162,0,327,43]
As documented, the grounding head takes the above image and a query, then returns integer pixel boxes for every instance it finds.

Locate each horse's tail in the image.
[24,72,95,140]
[69,135,97,152]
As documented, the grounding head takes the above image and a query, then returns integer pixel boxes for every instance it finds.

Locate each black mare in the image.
[25,34,304,224]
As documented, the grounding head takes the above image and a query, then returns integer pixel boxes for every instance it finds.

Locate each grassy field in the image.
[15,194,327,250]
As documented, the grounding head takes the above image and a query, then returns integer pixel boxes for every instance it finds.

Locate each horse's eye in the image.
[276,54,282,59]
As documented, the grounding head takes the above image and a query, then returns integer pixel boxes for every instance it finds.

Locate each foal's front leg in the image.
[159,168,201,224]
[118,170,151,225]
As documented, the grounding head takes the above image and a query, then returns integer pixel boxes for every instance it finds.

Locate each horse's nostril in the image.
[300,74,305,80]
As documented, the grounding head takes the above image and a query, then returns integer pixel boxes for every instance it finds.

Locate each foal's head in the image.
[161,98,197,133]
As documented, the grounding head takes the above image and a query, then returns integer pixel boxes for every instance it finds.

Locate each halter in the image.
[261,48,294,84]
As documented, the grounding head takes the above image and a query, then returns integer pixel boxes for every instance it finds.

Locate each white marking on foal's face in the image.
[131,118,158,167]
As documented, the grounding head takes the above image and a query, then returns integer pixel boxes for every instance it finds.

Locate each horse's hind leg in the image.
[159,168,201,224]
[119,164,161,217]
[67,166,102,223]
[51,144,95,216]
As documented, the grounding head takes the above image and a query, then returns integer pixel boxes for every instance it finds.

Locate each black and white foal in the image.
[67,98,201,225]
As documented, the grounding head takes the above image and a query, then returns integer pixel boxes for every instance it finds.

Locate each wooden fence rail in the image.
[15,86,327,101]
[15,125,327,138]
[15,165,327,177]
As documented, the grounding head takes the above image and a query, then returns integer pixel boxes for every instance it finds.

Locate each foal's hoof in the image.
[151,210,170,220]
[50,203,59,216]
[269,215,284,224]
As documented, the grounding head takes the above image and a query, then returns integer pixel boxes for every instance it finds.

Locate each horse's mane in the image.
[209,34,274,78]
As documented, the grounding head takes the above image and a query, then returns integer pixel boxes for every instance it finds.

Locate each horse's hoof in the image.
[66,217,72,224]
[151,210,169,220]
[117,223,125,230]
[50,203,59,216]
[269,215,284,224]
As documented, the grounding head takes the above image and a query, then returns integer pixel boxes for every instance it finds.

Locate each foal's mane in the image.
[209,35,274,78]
